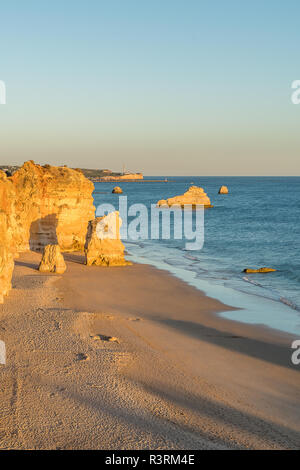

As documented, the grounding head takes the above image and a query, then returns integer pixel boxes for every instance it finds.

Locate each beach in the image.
[0,250,299,450]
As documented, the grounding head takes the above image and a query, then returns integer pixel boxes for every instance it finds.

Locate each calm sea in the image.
[93,177,300,335]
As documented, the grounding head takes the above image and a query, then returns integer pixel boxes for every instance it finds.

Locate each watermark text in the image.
[291,80,300,104]
[0,80,6,104]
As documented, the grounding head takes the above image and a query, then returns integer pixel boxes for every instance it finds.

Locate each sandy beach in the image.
[0,250,299,450]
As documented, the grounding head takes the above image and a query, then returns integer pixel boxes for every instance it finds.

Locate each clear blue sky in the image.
[0,0,299,175]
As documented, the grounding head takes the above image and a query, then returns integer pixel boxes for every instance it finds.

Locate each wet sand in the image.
[0,251,299,449]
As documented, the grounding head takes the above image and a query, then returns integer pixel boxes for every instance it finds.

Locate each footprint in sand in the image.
[91,334,119,344]
[76,353,90,361]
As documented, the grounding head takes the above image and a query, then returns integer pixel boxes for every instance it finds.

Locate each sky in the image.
[0,0,300,175]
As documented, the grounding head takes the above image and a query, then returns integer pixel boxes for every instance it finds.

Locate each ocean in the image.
[93,177,300,336]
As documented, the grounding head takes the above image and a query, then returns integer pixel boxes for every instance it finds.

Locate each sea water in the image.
[93,177,300,335]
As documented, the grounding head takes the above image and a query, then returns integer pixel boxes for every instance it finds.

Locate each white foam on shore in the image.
[126,249,300,336]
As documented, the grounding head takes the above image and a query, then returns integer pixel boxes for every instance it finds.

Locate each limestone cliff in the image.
[85,212,130,266]
[0,161,95,302]
[11,161,95,252]
[157,186,212,208]
[0,172,16,303]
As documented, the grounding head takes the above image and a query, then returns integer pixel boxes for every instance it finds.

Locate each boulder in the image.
[39,245,66,274]
[243,267,276,273]
[112,186,123,194]
[157,186,212,208]
[85,212,131,267]
[218,185,229,194]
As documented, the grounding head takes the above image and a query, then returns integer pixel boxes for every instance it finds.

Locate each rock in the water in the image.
[85,212,130,267]
[243,267,276,273]
[157,186,212,208]
[39,245,66,274]
[218,185,229,194]
[112,186,123,194]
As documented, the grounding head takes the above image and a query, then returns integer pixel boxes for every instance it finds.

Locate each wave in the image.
[126,240,300,315]
[242,276,300,312]
[183,254,200,261]
[279,297,300,312]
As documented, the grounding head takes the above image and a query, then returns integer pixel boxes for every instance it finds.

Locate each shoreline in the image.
[124,248,300,337]
[1,250,299,449]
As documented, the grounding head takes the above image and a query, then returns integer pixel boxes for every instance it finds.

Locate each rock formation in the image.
[0,172,17,303]
[0,161,95,303]
[85,212,130,267]
[157,186,212,208]
[39,245,66,274]
[11,161,95,252]
[243,267,276,273]
[112,186,123,194]
[218,185,229,194]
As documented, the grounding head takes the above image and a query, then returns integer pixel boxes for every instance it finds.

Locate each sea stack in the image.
[85,211,131,267]
[112,186,123,194]
[39,245,66,274]
[157,186,212,208]
[218,185,229,194]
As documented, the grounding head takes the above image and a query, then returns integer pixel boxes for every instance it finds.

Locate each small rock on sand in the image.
[39,244,66,274]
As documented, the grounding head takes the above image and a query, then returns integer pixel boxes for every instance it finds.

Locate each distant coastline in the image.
[0,164,143,182]
[90,173,143,182]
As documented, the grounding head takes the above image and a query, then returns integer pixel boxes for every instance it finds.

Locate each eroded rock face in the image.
[0,172,16,303]
[157,186,212,208]
[218,186,229,194]
[0,161,95,302]
[11,161,95,252]
[85,212,130,266]
[39,244,66,274]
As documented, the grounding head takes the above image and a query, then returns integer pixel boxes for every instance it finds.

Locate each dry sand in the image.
[0,251,299,449]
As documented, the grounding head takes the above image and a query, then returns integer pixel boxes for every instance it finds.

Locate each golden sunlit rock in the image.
[85,211,131,267]
[39,244,67,274]
[157,186,212,208]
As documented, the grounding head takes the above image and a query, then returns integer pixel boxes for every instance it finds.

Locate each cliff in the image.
[0,161,95,303]
[11,161,95,252]
[0,172,16,303]
[157,186,212,208]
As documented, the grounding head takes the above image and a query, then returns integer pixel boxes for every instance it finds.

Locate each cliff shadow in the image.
[29,214,58,252]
